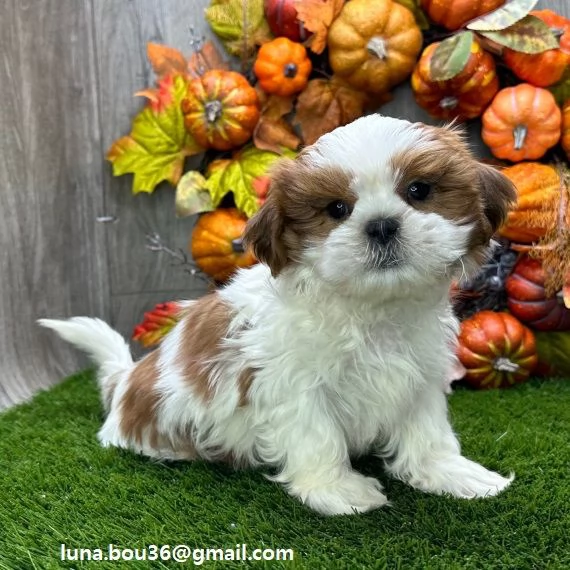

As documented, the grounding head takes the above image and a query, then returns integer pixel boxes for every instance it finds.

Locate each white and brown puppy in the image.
[40,115,516,516]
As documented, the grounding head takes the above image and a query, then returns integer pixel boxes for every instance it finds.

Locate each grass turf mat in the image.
[1,372,569,569]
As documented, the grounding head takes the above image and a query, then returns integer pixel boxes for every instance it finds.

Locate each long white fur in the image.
[39,115,513,515]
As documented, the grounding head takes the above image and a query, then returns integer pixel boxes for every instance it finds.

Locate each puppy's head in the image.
[244,115,515,298]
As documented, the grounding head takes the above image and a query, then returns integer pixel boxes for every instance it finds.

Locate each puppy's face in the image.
[245,116,515,299]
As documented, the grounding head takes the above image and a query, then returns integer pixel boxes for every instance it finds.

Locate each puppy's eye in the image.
[326,200,351,220]
[407,181,432,201]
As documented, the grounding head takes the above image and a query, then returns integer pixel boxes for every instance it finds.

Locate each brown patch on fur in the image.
[176,293,233,401]
[119,350,160,445]
[391,125,515,261]
[237,368,256,407]
[244,159,355,277]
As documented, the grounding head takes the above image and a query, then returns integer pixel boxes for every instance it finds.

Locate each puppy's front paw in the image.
[408,455,513,499]
[291,471,388,516]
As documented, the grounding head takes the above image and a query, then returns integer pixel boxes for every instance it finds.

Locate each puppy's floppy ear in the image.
[243,161,291,278]
[476,163,516,239]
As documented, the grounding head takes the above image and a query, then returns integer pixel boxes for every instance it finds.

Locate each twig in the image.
[145,232,211,284]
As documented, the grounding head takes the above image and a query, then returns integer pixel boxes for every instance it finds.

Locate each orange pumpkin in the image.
[190,208,257,282]
[254,37,312,97]
[481,84,561,162]
[182,70,260,151]
[411,39,499,120]
[457,310,538,389]
[420,0,504,31]
[327,0,422,94]
[562,100,570,161]
[503,10,570,87]
[498,162,561,244]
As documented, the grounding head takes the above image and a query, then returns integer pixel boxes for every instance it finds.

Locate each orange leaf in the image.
[147,42,188,79]
[188,41,229,77]
[294,0,345,54]
[253,95,301,154]
[295,76,366,145]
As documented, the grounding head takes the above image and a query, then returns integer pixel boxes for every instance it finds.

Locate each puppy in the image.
[40,115,516,516]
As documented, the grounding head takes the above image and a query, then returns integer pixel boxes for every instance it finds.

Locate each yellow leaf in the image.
[107,76,203,194]
[205,0,272,57]
[204,146,296,218]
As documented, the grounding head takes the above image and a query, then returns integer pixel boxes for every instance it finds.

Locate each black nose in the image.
[365,217,400,245]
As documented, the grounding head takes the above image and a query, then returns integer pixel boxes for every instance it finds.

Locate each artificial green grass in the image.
[1,373,569,570]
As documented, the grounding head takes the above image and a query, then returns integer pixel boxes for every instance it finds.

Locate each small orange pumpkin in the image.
[498,162,561,244]
[254,37,312,97]
[411,39,499,120]
[562,99,570,161]
[182,70,260,151]
[457,310,538,389]
[503,10,570,87]
[190,208,257,282]
[327,0,422,94]
[481,84,561,162]
[420,0,504,31]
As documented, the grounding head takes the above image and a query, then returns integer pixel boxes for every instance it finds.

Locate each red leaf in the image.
[132,301,185,348]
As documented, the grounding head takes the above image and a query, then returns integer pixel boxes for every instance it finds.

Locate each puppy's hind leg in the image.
[262,392,388,516]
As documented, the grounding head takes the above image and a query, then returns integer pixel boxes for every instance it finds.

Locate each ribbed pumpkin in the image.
[411,39,499,120]
[503,10,570,87]
[457,310,537,389]
[420,0,504,30]
[562,100,570,161]
[190,208,257,282]
[182,70,260,151]
[327,0,422,94]
[254,37,312,97]
[505,256,570,331]
[498,162,561,244]
[481,84,561,162]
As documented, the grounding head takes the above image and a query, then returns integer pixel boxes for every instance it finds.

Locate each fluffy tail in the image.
[38,317,133,380]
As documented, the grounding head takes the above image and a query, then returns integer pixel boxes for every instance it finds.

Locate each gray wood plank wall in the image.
[1,0,566,409]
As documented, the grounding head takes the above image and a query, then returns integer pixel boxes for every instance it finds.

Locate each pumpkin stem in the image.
[439,96,459,110]
[205,100,223,123]
[367,37,388,60]
[513,125,528,151]
[283,63,298,78]
[231,238,245,254]
[493,357,520,373]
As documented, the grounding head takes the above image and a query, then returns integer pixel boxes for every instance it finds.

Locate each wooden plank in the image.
[93,0,214,337]
[0,0,110,409]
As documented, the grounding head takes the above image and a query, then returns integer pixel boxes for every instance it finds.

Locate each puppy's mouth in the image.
[366,243,403,270]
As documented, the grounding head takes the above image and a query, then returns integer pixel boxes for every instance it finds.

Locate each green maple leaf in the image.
[205,0,272,57]
[107,75,203,194]
[204,146,295,218]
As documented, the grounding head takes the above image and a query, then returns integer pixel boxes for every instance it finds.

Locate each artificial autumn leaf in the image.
[478,15,559,54]
[135,74,181,114]
[107,75,203,194]
[295,77,367,145]
[132,301,185,348]
[252,175,271,206]
[294,0,345,54]
[204,146,295,218]
[205,0,272,57]
[253,94,301,154]
[175,171,214,218]
[188,40,229,77]
[430,31,474,81]
[535,331,570,376]
[467,0,538,31]
[393,0,430,30]
[146,43,188,79]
